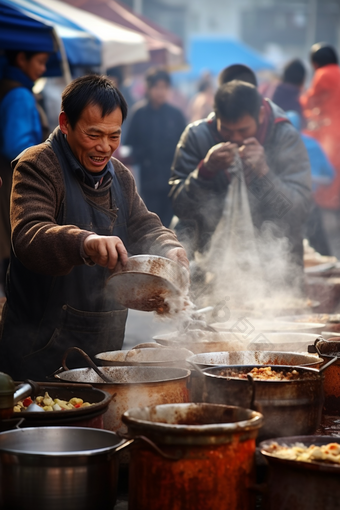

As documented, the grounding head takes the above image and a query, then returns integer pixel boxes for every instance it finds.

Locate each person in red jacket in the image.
[301,43,340,257]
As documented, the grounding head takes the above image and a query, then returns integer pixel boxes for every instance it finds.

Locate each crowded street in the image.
[1,0,340,509]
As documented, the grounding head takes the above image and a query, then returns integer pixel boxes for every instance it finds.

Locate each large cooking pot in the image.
[187,351,323,403]
[260,435,340,510]
[95,344,193,368]
[202,365,324,440]
[122,403,263,510]
[280,313,340,333]
[0,426,131,510]
[55,366,190,434]
[12,382,112,429]
[154,331,247,354]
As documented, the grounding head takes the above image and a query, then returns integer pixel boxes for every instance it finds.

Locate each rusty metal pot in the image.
[202,365,325,440]
[260,435,340,510]
[308,337,340,414]
[106,255,189,312]
[55,366,191,434]
[248,332,320,352]
[122,403,263,510]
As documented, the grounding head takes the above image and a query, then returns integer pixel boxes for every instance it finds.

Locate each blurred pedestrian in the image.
[218,64,258,87]
[286,110,334,255]
[301,43,340,258]
[187,73,215,122]
[125,68,186,227]
[0,49,50,288]
[271,59,306,119]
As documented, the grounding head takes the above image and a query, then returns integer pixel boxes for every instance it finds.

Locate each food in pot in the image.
[13,392,93,412]
[220,366,313,381]
[265,441,340,465]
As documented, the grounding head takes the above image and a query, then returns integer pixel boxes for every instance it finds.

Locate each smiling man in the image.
[0,74,188,380]
[169,80,311,268]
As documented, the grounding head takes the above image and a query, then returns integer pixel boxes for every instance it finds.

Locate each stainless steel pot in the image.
[260,435,340,510]
[55,366,191,434]
[0,426,131,510]
[202,365,324,440]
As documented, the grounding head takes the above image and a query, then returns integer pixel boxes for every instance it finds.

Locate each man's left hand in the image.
[166,247,189,270]
[239,138,269,178]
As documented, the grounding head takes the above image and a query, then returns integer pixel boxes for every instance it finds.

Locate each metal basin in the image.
[0,426,128,510]
[248,332,320,352]
[154,331,247,354]
[203,365,324,440]
[260,436,340,510]
[95,346,193,368]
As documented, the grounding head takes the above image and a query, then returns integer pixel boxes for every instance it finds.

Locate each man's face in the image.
[148,80,170,108]
[216,114,258,146]
[59,103,123,173]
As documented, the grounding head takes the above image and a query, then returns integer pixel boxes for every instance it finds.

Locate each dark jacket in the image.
[169,100,311,266]
[125,100,186,191]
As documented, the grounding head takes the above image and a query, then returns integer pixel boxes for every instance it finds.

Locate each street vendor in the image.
[169,80,311,267]
[0,74,188,381]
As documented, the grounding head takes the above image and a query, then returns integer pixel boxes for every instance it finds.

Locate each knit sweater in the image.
[10,142,182,276]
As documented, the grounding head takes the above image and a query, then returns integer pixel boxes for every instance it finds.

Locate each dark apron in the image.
[0,135,128,380]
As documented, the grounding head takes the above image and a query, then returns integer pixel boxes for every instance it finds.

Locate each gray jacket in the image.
[169,101,312,266]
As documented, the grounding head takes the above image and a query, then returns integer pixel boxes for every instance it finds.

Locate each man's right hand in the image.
[83,234,128,270]
[203,142,238,176]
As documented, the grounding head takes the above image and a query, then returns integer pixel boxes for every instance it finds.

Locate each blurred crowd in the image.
[1,41,340,294]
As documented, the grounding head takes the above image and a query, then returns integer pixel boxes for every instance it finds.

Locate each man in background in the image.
[125,67,186,227]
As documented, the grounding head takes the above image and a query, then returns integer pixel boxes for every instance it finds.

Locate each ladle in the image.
[62,347,115,384]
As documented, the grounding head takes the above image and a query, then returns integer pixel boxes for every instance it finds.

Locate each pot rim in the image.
[203,364,323,383]
[0,426,126,457]
[122,403,263,435]
[55,366,191,385]
[187,351,323,368]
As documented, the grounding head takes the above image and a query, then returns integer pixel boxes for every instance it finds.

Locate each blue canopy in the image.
[174,36,275,81]
[0,0,103,75]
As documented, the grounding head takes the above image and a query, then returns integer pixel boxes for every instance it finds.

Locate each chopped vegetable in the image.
[13,391,94,412]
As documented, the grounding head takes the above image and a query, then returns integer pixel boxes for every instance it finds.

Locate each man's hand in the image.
[239,138,269,178]
[83,234,128,270]
[203,142,238,176]
[166,247,189,271]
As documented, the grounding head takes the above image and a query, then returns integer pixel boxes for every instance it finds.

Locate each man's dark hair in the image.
[283,59,306,86]
[5,50,43,66]
[218,64,258,87]
[311,43,338,68]
[61,74,128,129]
[214,80,262,122]
[145,67,171,88]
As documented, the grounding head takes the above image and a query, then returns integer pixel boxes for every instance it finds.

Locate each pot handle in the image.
[247,373,258,412]
[62,347,114,384]
[118,432,183,460]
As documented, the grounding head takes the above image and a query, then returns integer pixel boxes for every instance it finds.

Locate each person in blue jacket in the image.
[286,110,335,255]
[0,49,50,288]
